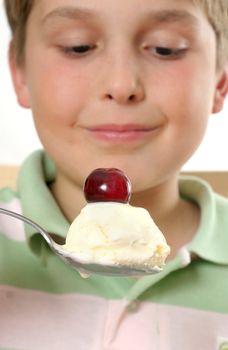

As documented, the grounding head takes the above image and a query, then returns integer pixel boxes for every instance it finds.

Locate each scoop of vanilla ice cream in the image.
[63,202,170,268]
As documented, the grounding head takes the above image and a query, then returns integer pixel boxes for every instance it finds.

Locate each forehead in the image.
[31,0,206,27]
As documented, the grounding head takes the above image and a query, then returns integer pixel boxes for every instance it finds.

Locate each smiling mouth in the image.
[85,124,161,144]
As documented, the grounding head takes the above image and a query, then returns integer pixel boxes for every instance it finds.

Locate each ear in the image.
[212,67,228,114]
[9,43,31,109]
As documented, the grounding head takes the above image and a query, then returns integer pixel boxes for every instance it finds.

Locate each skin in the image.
[10,0,228,258]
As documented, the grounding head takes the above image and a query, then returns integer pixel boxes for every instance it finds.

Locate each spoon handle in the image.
[0,207,52,246]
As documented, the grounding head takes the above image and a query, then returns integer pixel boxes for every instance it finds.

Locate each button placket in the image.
[103,299,128,349]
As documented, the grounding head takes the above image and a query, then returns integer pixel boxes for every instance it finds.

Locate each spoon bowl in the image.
[0,208,162,277]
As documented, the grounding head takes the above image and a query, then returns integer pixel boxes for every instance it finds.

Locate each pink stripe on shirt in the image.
[0,285,227,350]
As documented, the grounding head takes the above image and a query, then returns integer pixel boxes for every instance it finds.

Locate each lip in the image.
[85,124,161,144]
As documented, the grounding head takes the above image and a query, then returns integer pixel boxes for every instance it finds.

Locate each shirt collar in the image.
[17,150,228,265]
[17,150,69,257]
[179,175,228,265]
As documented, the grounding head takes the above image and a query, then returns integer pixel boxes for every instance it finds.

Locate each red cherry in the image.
[84,168,131,203]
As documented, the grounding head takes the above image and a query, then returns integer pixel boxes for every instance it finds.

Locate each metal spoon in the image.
[0,207,162,277]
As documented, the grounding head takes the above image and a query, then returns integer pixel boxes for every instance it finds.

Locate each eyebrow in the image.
[146,9,200,27]
[42,6,199,28]
[41,6,98,25]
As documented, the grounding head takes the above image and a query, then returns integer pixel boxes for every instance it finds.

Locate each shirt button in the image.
[127,300,140,313]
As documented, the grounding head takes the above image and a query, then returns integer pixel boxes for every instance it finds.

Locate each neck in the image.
[130,175,180,223]
[50,171,87,222]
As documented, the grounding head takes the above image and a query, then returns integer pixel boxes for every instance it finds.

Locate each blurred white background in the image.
[0,0,227,169]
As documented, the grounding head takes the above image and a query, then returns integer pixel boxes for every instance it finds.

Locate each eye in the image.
[152,46,187,59]
[62,44,96,56]
[155,47,175,56]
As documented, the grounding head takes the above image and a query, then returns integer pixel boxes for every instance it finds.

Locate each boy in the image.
[1,0,228,348]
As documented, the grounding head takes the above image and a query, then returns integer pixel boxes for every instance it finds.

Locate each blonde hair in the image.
[4,0,228,69]
[192,0,228,69]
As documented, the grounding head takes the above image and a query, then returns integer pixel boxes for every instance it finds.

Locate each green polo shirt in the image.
[0,150,228,349]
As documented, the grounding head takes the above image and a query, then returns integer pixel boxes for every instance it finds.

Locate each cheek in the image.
[160,62,215,126]
[150,62,216,161]
[26,57,90,127]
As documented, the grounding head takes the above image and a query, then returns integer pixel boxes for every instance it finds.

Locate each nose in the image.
[102,53,145,104]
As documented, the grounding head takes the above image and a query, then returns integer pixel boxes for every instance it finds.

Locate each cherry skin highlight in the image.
[84,168,131,203]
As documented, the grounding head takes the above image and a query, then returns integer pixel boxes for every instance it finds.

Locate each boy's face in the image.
[11,0,227,191]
